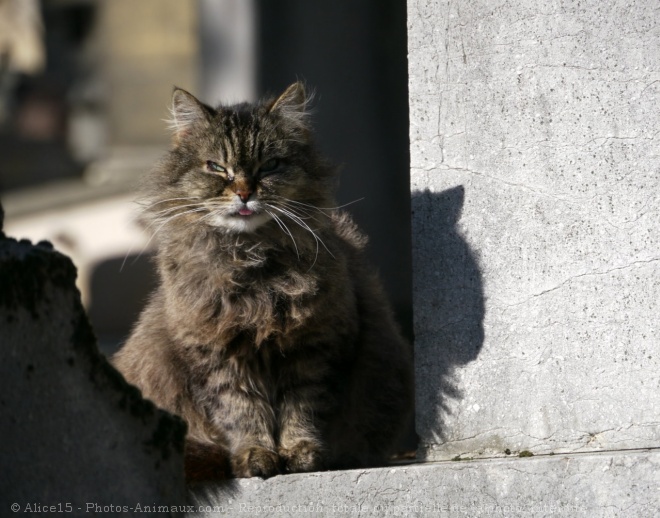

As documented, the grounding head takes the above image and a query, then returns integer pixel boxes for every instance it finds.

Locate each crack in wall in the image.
[501,258,660,307]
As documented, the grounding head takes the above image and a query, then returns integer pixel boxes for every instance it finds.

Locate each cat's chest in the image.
[219,263,319,312]
[184,334,287,396]
[166,254,326,344]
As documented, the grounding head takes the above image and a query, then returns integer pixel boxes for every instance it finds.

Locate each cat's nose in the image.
[235,189,253,203]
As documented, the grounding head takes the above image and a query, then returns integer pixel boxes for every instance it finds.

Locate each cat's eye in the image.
[258,158,280,175]
[206,161,226,174]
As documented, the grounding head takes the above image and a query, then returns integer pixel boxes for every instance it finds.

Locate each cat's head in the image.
[143,82,334,235]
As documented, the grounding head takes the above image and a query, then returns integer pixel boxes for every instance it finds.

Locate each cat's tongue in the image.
[238,207,254,216]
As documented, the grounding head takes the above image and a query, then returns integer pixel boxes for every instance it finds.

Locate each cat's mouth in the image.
[214,202,270,232]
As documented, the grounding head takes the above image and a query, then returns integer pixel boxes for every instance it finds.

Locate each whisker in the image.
[152,202,207,217]
[124,207,206,269]
[270,200,317,221]
[270,195,365,214]
[268,204,335,268]
[322,198,365,210]
[198,209,223,224]
[122,199,206,269]
[264,209,300,260]
[139,204,207,236]
[267,198,325,223]
[136,196,202,209]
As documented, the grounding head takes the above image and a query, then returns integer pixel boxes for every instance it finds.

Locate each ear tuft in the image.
[267,82,311,128]
[166,87,208,140]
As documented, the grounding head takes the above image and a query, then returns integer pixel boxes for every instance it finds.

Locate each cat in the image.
[111,82,413,480]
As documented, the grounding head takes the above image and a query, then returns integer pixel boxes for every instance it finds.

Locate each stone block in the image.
[188,450,660,517]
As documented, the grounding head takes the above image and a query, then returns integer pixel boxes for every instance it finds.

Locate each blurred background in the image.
[1,0,411,358]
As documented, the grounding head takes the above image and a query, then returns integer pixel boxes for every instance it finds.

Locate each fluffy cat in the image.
[112,82,413,480]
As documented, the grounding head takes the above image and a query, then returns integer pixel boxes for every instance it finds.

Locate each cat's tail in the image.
[184,440,231,482]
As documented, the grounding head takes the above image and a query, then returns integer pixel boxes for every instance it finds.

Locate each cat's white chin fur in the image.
[210,212,272,233]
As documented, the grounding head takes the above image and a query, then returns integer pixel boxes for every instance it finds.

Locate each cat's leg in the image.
[201,371,279,478]
[277,408,326,473]
[277,408,325,473]
[276,353,336,473]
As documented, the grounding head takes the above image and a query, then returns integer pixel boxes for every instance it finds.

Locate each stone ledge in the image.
[188,449,659,517]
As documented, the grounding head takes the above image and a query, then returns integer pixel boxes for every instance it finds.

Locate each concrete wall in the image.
[409,0,660,460]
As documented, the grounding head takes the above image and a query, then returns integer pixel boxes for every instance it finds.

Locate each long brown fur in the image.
[112,83,413,480]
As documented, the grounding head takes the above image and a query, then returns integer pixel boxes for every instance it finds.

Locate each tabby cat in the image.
[112,82,413,480]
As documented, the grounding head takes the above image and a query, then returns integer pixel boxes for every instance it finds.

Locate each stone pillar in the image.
[409,0,660,460]
[98,0,199,147]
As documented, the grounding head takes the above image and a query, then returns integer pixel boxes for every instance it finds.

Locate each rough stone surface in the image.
[409,0,660,460]
[188,450,660,517]
[0,209,187,515]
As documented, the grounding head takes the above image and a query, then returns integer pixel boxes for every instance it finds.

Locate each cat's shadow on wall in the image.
[411,186,485,448]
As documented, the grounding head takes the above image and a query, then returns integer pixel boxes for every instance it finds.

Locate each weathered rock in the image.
[0,203,186,516]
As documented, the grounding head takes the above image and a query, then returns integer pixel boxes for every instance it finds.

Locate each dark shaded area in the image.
[257,0,412,344]
[87,253,158,356]
[258,0,415,445]
[411,187,485,448]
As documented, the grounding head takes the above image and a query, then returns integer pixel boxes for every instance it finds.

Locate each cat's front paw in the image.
[279,440,324,473]
[231,446,280,478]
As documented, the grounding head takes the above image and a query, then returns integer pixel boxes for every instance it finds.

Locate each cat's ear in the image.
[167,87,210,142]
[269,82,307,113]
[267,82,310,130]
